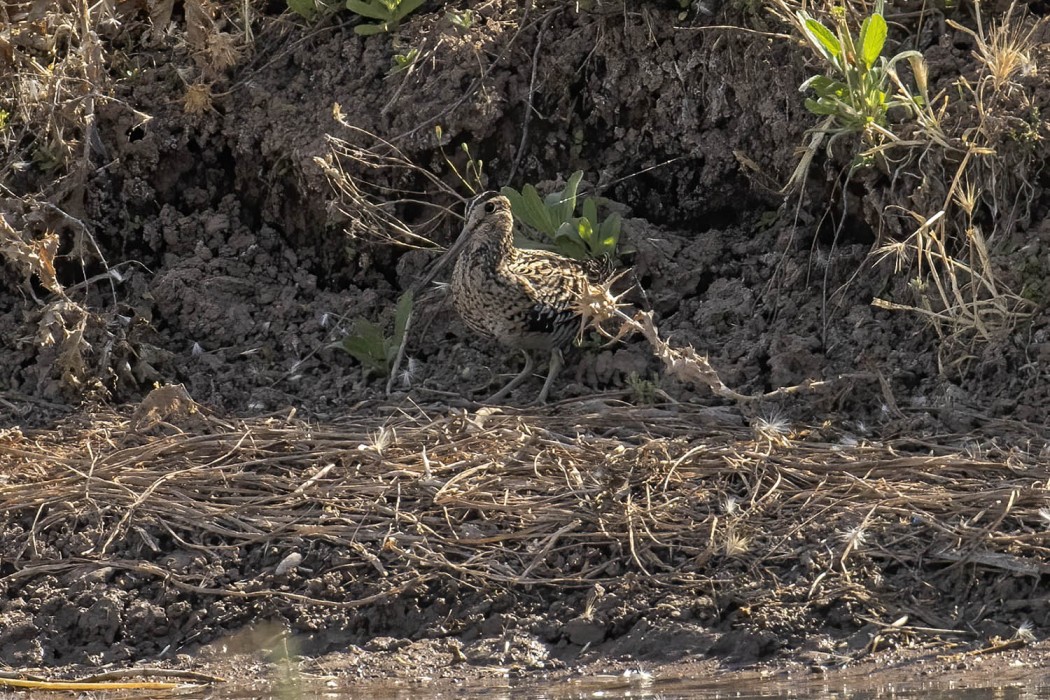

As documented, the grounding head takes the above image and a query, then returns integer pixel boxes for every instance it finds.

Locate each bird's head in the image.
[412,192,514,294]
[462,192,513,240]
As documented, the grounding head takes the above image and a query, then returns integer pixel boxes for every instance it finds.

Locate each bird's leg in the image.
[486,350,534,403]
[534,348,564,405]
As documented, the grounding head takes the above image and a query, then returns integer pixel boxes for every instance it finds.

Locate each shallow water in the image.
[87,670,1050,700]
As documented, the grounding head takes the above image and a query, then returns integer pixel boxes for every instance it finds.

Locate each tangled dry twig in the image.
[1,391,1048,638]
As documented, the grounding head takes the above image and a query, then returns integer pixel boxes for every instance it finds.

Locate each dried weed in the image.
[1,398,1047,631]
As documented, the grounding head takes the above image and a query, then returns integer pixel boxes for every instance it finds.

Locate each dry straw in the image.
[2,387,1048,635]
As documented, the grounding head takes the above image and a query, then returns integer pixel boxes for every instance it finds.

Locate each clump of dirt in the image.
[2,0,1050,686]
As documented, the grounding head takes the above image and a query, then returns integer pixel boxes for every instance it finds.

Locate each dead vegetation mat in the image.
[1,395,1049,666]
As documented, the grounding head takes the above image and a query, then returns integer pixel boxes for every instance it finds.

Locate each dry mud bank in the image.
[1,0,1050,684]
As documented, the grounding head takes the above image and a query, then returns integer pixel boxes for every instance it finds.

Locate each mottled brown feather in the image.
[451,194,596,352]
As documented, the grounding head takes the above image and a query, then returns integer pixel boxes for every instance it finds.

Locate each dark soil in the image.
[2,0,1050,689]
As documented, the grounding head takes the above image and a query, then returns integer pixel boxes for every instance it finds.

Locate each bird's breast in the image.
[451,248,587,350]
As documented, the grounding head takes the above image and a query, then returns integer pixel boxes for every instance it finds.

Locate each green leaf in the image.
[341,320,388,374]
[562,242,589,259]
[802,16,841,62]
[800,75,837,94]
[552,229,587,260]
[287,0,317,19]
[553,220,580,243]
[859,13,887,68]
[541,193,563,224]
[804,98,840,116]
[599,212,621,254]
[391,48,418,70]
[581,197,598,228]
[393,0,426,21]
[353,22,387,35]
[347,0,391,20]
[359,319,387,347]
[521,185,555,235]
[807,78,849,101]
[575,217,594,244]
[500,187,522,212]
[556,171,584,225]
[500,187,524,219]
[393,290,413,346]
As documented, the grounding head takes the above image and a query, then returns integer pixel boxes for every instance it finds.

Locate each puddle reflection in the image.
[95,669,1050,700]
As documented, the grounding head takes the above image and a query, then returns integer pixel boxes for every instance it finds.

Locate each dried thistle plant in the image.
[0,220,61,295]
[183,82,215,115]
[724,529,751,558]
[130,383,200,431]
[203,31,243,75]
[752,413,793,448]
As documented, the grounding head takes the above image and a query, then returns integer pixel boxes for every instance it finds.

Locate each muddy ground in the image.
[2,0,1050,689]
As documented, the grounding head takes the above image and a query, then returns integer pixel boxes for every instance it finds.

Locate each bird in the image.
[418,192,608,404]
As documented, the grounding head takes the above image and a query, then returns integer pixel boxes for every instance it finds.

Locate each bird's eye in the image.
[483,201,497,214]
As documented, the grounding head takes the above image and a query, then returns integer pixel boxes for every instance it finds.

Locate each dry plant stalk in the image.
[773,1,1039,358]
[948,2,1039,94]
[35,300,90,386]
[578,282,829,402]
[130,383,201,431]
[873,148,1034,357]
[179,0,246,105]
[888,5,1040,347]
[1,401,1048,635]
[183,82,216,115]
[315,121,461,251]
[0,218,61,295]
[1,1,249,398]
[1,3,116,391]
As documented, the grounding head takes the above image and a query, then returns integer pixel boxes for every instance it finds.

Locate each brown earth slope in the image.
[1,0,1049,683]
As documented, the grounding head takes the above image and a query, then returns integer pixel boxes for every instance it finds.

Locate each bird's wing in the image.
[511,254,590,336]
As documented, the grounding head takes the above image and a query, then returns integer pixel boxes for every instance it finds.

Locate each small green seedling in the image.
[389,47,419,74]
[346,0,425,35]
[501,171,622,260]
[447,9,474,30]
[339,291,413,376]
[434,125,485,194]
[627,372,659,405]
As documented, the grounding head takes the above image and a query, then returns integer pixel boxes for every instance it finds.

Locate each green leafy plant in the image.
[339,291,413,376]
[501,171,622,260]
[798,1,921,131]
[447,8,474,30]
[783,0,928,187]
[346,0,425,35]
[627,372,659,405]
[389,47,419,74]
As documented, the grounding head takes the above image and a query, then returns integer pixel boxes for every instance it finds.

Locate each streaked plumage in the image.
[423,192,603,403]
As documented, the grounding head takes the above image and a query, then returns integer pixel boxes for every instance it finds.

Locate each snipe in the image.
[419,192,607,403]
